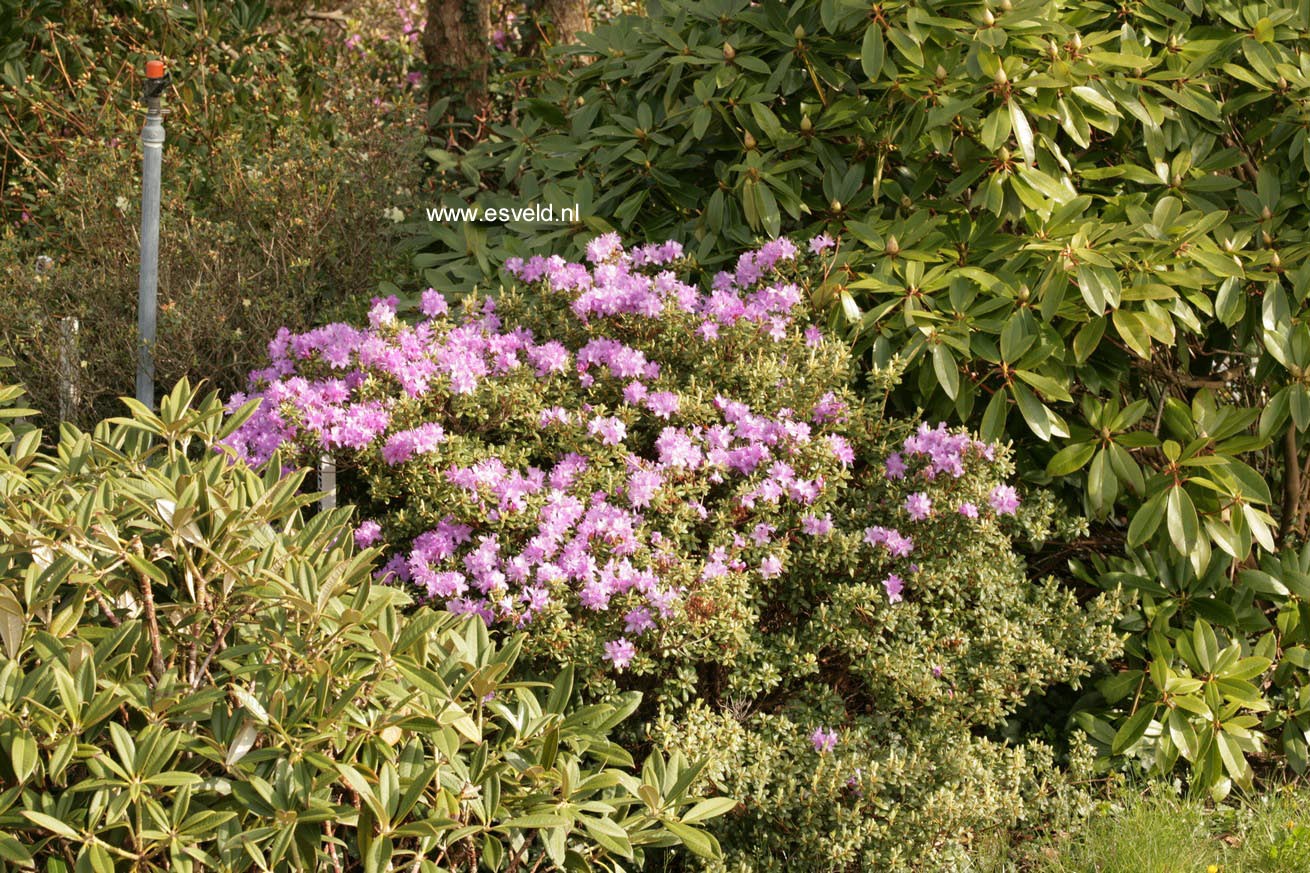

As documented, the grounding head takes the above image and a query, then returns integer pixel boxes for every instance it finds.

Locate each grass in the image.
[969,781,1310,872]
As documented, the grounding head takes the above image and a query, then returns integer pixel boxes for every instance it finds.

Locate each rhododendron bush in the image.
[226,236,1120,868]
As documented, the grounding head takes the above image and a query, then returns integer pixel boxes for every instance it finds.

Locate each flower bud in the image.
[982,8,996,26]
[999,146,1011,162]
[1262,205,1273,221]
[1272,251,1283,270]
[886,235,900,256]
[724,42,736,60]
[993,66,1008,85]
[801,114,813,132]
[936,64,948,81]
[999,0,1012,11]
[830,199,843,212]
[794,24,806,40]
[1071,32,1082,51]
[744,131,756,150]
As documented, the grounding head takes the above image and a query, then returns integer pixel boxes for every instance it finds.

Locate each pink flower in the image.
[905,492,932,521]
[368,296,398,328]
[604,637,636,670]
[624,607,655,635]
[354,521,382,548]
[623,381,648,404]
[886,531,914,557]
[527,341,570,376]
[801,513,833,536]
[989,484,1020,516]
[419,288,449,318]
[809,233,835,254]
[588,415,627,446]
[827,434,854,466]
[626,469,663,508]
[885,452,907,479]
[811,727,839,753]
[643,391,680,419]
[883,573,904,604]
[586,233,624,264]
[538,406,571,427]
[958,502,979,518]
[382,423,445,465]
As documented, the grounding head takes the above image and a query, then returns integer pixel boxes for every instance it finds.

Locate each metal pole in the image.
[58,316,79,422]
[136,60,168,408]
[319,454,337,511]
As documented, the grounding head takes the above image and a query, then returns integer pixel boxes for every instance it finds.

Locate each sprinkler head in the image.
[142,60,170,102]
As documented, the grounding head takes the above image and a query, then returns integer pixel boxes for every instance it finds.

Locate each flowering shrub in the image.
[227,236,1120,866]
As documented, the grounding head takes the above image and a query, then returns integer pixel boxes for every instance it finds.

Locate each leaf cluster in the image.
[0,380,727,872]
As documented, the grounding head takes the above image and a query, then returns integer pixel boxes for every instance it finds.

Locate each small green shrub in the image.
[657,707,1105,872]
[0,379,728,871]
[1071,543,1310,799]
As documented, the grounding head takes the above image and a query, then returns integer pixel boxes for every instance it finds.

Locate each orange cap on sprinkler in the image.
[142,60,170,104]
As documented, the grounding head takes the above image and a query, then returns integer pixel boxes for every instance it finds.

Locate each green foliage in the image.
[0,0,424,425]
[410,0,1293,567]
[411,0,1310,795]
[0,0,420,225]
[1073,543,1310,800]
[657,707,1104,872]
[0,357,36,452]
[0,379,726,871]
[1,124,419,427]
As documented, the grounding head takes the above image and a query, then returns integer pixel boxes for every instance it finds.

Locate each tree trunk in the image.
[541,0,590,44]
[423,0,492,120]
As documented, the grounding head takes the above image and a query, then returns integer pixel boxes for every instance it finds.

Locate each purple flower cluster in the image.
[224,235,1021,671]
[355,520,383,549]
[811,726,839,753]
[886,422,995,482]
[506,234,807,340]
[385,375,847,635]
[862,423,1020,604]
[989,484,1021,515]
